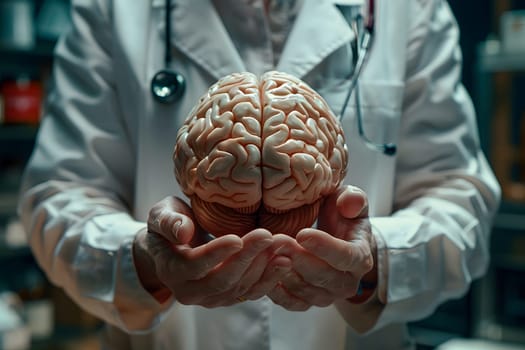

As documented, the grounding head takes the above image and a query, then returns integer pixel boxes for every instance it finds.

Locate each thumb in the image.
[148,197,196,245]
[335,185,369,219]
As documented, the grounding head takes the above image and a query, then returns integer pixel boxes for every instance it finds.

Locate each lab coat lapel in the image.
[277,0,357,79]
[154,0,245,80]
[114,1,151,83]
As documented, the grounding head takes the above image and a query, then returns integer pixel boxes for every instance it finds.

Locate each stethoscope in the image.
[150,0,186,104]
[339,0,397,156]
[150,0,396,156]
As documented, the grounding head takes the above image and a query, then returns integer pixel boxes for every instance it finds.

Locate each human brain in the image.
[173,71,348,237]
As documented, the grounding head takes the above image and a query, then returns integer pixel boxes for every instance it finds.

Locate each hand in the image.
[267,185,377,310]
[133,196,292,307]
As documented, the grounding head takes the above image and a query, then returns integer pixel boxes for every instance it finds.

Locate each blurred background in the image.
[0,0,524,349]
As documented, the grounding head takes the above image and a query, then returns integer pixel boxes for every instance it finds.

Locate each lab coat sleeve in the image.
[338,0,501,333]
[18,0,173,332]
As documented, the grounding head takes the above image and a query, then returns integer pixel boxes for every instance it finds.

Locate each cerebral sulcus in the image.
[173,71,348,237]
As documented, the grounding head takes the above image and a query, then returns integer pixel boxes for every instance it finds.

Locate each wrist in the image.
[347,279,377,304]
[347,232,378,304]
[132,230,172,303]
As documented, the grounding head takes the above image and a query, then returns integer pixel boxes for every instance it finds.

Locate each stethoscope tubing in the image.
[150,0,186,104]
[338,15,396,156]
[151,0,395,155]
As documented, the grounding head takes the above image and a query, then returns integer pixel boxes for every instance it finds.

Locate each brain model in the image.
[173,71,348,237]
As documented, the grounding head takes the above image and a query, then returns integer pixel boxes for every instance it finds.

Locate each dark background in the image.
[1,1,525,349]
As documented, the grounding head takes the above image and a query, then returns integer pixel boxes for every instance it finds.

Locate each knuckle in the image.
[175,259,207,280]
[148,202,161,217]
[210,277,236,294]
[154,255,173,278]
[159,213,175,234]
[341,244,356,269]
[174,260,191,276]
[191,266,211,280]
[311,274,332,288]
[364,256,374,273]
[236,253,256,268]
[147,207,161,229]
[236,284,251,296]
[341,271,359,288]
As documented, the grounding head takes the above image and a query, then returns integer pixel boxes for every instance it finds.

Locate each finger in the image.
[279,271,334,307]
[292,253,357,293]
[336,185,368,219]
[242,255,292,300]
[198,252,271,307]
[148,197,195,244]
[268,283,311,312]
[169,234,243,280]
[296,228,374,275]
[235,249,273,296]
[271,234,361,293]
[183,229,273,295]
[143,231,176,261]
[271,233,302,256]
[199,253,289,307]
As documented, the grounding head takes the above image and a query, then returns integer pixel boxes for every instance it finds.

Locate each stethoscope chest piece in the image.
[151,69,186,104]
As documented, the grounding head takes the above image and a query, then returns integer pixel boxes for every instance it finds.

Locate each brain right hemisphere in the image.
[173,71,348,237]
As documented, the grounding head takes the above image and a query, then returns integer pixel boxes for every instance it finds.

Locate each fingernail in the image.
[348,185,363,194]
[173,221,181,241]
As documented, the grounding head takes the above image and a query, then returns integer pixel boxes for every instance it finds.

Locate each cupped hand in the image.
[267,185,377,311]
[133,196,292,307]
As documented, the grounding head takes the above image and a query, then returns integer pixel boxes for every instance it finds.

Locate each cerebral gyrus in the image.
[173,71,348,237]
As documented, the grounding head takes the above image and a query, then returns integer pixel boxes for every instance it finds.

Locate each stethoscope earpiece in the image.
[151,69,186,104]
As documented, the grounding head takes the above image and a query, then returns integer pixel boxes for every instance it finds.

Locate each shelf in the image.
[477,40,525,72]
[0,124,39,160]
[0,245,31,261]
[476,319,525,345]
[0,40,57,78]
[493,212,525,231]
[499,201,525,214]
[0,40,57,64]
[0,192,19,217]
[31,325,102,350]
[408,325,457,349]
[0,215,30,260]
[492,254,525,271]
[0,124,39,140]
[0,40,56,60]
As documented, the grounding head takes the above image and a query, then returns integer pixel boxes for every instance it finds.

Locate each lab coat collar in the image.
[277,0,357,78]
[153,0,245,80]
[153,0,358,80]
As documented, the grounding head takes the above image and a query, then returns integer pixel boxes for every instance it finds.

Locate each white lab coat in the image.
[19,0,501,349]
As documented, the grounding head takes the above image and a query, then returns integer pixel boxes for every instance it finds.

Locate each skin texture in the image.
[133,73,373,310]
[133,185,377,310]
[133,196,293,306]
[267,185,377,310]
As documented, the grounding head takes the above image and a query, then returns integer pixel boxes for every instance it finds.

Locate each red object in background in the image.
[1,76,43,124]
